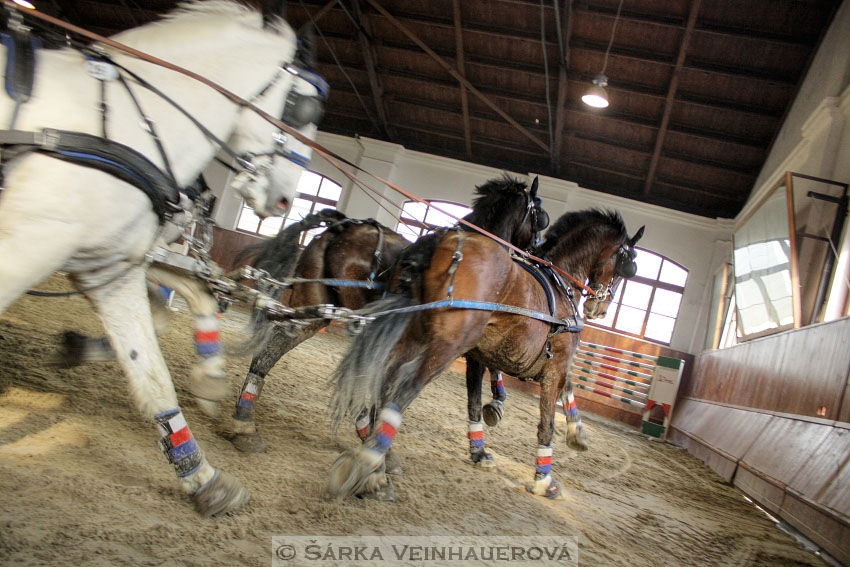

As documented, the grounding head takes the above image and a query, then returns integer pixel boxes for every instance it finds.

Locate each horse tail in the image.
[235,208,346,280]
[235,209,347,355]
[329,294,416,431]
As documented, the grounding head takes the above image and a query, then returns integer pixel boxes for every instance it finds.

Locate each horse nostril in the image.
[276,198,289,212]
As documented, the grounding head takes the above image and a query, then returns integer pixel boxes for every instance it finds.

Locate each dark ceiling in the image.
[43,0,841,218]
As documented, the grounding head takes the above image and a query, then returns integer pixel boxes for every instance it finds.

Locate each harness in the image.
[0,12,328,222]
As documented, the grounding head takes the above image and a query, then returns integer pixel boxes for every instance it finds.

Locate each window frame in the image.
[396,199,473,242]
[585,248,688,345]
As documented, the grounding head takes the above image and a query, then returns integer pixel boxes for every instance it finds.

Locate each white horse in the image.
[0,1,325,516]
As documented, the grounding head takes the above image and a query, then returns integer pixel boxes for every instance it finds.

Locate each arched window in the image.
[236,171,342,245]
[396,200,472,242]
[587,249,688,345]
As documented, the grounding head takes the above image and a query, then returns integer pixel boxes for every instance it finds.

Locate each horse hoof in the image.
[567,427,589,452]
[528,476,564,500]
[231,432,267,453]
[189,376,230,418]
[357,475,397,502]
[385,449,403,476]
[326,449,382,500]
[471,450,496,468]
[482,401,503,427]
[46,331,114,367]
[193,470,250,517]
[194,397,221,419]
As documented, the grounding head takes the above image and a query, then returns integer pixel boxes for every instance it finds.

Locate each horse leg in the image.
[328,334,470,500]
[562,378,588,451]
[529,371,567,500]
[465,357,495,468]
[46,283,168,367]
[78,265,248,516]
[352,407,403,475]
[147,265,228,418]
[230,320,326,453]
[482,369,507,427]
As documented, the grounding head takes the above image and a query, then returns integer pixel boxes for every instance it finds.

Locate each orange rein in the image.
[3,0,600,298]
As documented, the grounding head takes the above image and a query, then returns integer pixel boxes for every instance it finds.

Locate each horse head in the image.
[465,175,549,251]
[228,11,328,218]
[583,225,645,319]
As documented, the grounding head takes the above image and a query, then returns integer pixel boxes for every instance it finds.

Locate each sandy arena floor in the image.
[0,277,830,567]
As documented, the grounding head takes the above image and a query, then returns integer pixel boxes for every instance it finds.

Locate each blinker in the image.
[615,247,637,278]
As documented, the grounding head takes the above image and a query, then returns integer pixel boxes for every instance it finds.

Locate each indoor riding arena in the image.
[1,1,849,567]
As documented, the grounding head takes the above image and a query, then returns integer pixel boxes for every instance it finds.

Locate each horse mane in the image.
[535,208,627,263]
[113,1,292,46]
[463,174,528,237]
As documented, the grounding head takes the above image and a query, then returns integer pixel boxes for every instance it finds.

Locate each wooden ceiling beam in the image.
[569,161,744,203]
[362,0,550,153]
[315,36,788,118]
[337,8,800,85]
[451,0,472,159]
[576,2,818,46]
[552,0,574,173]
[644,0,702,197]
[297,0,339,34]
[328,80,772,149]
[569,39,797,85]
[351,0,394,139]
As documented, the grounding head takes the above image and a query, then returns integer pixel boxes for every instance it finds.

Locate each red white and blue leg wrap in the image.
[468,421,485,453]
[370,404,401,454]
[564,388,582,425]
[155,408,203,478]
[490,371,506,403]
[194,314,221,358]
[535,445,553,479]
[233,372,264,422]
[355,411,371,441]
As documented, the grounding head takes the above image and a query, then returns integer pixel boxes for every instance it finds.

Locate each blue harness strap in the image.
[364,297,583,333]
[1,31,41,104]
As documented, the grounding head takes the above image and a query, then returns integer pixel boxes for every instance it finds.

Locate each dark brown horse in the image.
[231,175,549,456]
[327,208,644,500]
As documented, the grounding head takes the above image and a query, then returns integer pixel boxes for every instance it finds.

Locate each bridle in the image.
[584,242,637,300]
[242,63,329,170]
[518,192,550,249]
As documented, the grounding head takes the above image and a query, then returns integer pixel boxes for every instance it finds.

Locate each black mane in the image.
[463,175,528,236]
[392,175,530,290]
[535,208,627,261]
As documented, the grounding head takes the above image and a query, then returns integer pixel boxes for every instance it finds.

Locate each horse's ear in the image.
[629,225,645,246]
[530,176,539,198]
[263,0,287,28]
[297,24,318,71]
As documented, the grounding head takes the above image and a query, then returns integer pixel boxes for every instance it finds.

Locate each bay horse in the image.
[0,2,326,516]
[230,176,549,459]
[327,209,644,500]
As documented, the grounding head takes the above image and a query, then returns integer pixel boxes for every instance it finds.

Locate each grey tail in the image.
[328,294,415,431]
[234,210,345,355]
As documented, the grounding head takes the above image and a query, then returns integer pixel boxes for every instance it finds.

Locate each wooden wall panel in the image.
[210,227,264,272]
[688,318,850,421]
[819,453,850,520]
[739,419,833,486]
[773,322,850,418]
[788,427,850,514]
[781,494,850,567]
[671,399,772,461]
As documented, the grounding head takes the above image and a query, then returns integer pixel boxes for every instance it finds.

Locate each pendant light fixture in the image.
[582,0,625,109]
